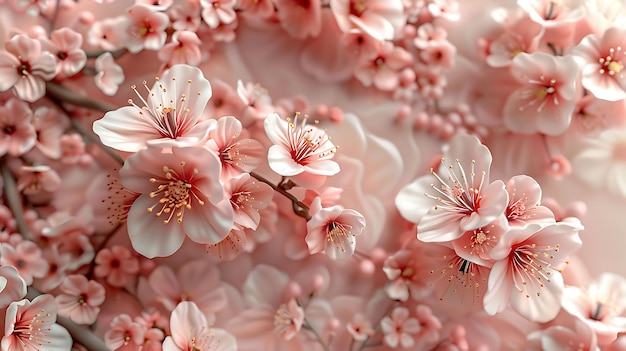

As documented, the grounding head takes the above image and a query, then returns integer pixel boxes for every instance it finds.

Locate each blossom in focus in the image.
[39,28,87,77]
[484,218,584,322]
[504,175,555,226]
[163,301,237,351]
[119,146,234,257]
[264,112,340,184]
[395,133,509,243]
[305,198,366,259]
[504,52,579,135]
[1,294,72,351]
[93,64,215,152]
[573,26,626,101]
[0,34,56,102]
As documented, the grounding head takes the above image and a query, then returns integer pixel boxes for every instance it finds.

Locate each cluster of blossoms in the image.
[0,0,625,350]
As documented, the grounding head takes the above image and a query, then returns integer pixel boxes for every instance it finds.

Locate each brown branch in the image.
[2,163,29,239]
[46,82,116,113]
[249,171,311,220]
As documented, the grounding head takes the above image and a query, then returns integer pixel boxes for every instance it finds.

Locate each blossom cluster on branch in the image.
[0,0,625,350]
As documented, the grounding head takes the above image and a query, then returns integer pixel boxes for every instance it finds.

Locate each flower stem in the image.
[1,162,29,239]
[249,171,311,220]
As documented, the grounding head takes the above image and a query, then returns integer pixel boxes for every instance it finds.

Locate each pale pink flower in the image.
[94,245,140,287]
[0,34,56,102]
[32,106,68,159]
[518,0,585,27]
[205,116,264,181]
[504,52,579,135]
[413,304,442,347]
[1,294,72,351]
[119,146,234,257]
[55,274,106,325]
[205,79,245,120]
[87,17,128,51]
[562,273,626,345]
[395,133,509,243]
[0,241,49,285]
[305,198,366,259]
[94,64,215,152]
[330,0,406,41]
[346,313,375,341]
[354,41,413,91]
[0,266,26,309]
[168,0,203,31]
[527,320,598,351]
[383,248,432,301]
[94,52,125,96]
[17,165,62,194]
[136,0,173,10]
[451,215,509,266]
[264,112,340,180]
[237,80,274,123]
[9,0,49,16]
[237,0,275,19]
[273,298,305,341]
[40,28,86,77]
[573,26,626,101]
[504,175,555,226]
[573,127,626,198]
[225,173,274,230]
[274,0,322,39]
[158,31,203,67]
[205,227,248,261]
[59,134,92,166]
[484,218,584,322]
[105,314,145,351]
[200,0,237,29]
[163,301,237,351]
[486,16,544,67]
[144,259,228,316]
[381,306,421,348]
[0,98,37,157]
[124,4,170,53]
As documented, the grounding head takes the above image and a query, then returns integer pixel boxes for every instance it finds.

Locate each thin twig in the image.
[1,163,29,239]
[46,82,116,113]
[249,171,311,220]
[85,48,128,59]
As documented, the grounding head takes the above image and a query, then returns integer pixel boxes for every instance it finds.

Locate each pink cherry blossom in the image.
[562,272,626,345]
[305,198,366,259]
[573,26,626,101]
[274,0,322,39]
[87,17,128,51]
[573,127,626,198]
[105,314,145,351]
[94,245,140,287]
[486,16,544,68]
[32,106,68,159]
[143,259,228,316]
[395,133,509,243]
[518,0,585,27]
[380,306,421,348]
[382,248,432,301]
[200,0,237,29]
[119,146,234,257]
[451,215,509,266]
[169,0,203,31]
[2,294,72,351]
[504,52,579,135]
[40,28,86,77]
[225,173,274,230]
[158,31,203,67]
[264,112,340,180]
[163,301,237,351]
[124,4,170,53]
[0,98,37,157]
[354,41,413,91]
[17,165,62,194]
[527,320,598,351]
[504,175,555,226]
[55,274,106,325]
[346,313,375,341]
[94,52,125,96]
[330,0,406,41]
[0,265,26,308]
[205,116,264,181]
[0,241,49,285]
[273,298,305,340]
[484,218,584,322]
[93,64,215,152]
[0,34,56,102]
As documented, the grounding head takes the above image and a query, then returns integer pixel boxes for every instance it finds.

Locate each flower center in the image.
[327,221,354,253]
[147,165,204,224]
[511,243,559,298]
[598,47,624,76]
[350,0,367,16]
